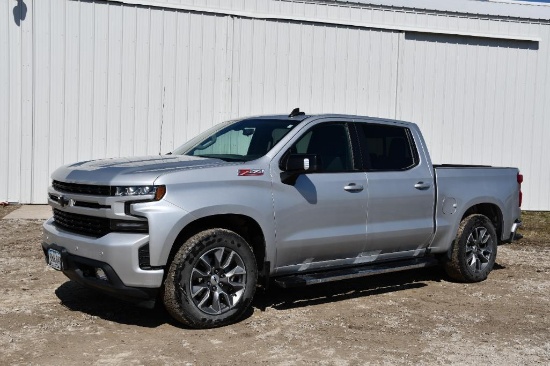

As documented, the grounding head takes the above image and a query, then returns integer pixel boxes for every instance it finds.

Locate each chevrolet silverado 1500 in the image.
[43,110,522,328]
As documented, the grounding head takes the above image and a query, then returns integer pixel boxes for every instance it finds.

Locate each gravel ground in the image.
[1,207,549,365]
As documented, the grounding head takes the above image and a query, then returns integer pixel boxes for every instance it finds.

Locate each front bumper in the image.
[42,243,159,308]
[43,218,164,306]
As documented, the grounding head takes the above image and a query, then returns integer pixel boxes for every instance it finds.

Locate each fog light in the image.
[95,268,108,281]
[110,220,149,232]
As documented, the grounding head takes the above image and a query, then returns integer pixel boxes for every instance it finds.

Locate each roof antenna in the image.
[288,108,305,118]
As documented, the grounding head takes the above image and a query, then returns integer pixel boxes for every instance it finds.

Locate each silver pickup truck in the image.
[42,110,522,328]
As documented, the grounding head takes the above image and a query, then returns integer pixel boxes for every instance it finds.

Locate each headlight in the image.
[115,186,154,196]
[114,185,166,200]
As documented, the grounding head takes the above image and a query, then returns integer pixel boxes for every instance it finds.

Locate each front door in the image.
[271,121,368,273]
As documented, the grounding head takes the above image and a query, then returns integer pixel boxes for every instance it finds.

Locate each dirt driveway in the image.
[1,207,549,365]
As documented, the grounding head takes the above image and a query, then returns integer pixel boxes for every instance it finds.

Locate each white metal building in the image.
[2,0,550,209]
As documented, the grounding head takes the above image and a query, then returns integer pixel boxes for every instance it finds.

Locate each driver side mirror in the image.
[281,154,319,185]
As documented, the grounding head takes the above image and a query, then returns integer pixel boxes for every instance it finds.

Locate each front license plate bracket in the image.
[48,248,62,271]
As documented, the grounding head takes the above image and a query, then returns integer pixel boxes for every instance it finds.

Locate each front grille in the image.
[53,180,112,196]
[53,209,111,237]
[53,209,148,237]
[49,194,60,203]
[48,194,110,209]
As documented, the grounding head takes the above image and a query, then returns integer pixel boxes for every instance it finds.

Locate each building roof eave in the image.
[327,0,550,21]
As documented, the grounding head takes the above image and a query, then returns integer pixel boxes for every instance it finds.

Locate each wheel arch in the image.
[460,203,503,242]
[166,214,267,281]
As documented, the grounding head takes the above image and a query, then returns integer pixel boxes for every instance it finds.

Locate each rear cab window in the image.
[356,123,419,171]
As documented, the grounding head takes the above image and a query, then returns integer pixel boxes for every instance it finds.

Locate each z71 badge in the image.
[238,169,265,176]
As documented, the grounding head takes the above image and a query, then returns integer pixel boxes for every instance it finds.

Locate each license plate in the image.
[48,249,62,271]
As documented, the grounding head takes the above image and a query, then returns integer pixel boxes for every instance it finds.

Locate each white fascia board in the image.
[105,0,541,42]
[332,0,550,21]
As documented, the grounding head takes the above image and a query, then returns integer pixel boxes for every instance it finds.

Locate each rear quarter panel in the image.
[430,167,520,253]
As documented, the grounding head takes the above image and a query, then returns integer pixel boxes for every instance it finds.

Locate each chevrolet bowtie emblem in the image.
[59,195,70,208]
[58,196,76,207]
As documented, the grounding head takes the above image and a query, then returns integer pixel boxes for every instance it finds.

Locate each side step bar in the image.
[274,257,439,288]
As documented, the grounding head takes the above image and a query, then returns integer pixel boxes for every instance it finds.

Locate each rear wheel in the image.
[444,214,497,282]
[163,229,257,328]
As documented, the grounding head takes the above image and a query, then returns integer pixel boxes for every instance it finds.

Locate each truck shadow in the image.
[55,263,505,328]
[55,281,172,328]
[255,266,442,311]
[256,261,507,311]
[54,268,437,328]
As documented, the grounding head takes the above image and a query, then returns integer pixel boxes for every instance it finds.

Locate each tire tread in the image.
[163,229,257,328]
[444,214,497,283]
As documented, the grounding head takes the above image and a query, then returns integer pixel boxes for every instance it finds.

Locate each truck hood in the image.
[51,155,226,186]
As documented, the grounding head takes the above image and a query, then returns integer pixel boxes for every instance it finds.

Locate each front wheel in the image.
[163,229,257,328]
[444,214,498,282]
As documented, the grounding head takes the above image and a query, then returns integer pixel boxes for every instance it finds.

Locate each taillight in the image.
[517,173,523,207]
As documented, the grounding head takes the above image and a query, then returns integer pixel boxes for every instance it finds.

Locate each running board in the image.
[273,257,439,288]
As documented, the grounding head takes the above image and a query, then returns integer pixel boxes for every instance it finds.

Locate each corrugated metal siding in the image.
[2,0,550,209]
[0,0,13,202]
[397,33,533,166]
[29,3,234,201]
[526,23,550,211]
[1,0,32,203]
[22,0,401,203]
[396,27,549,210]
[228,18,399,117]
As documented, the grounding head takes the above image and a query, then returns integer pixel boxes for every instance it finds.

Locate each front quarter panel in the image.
[129,199,196,267]
[150,159,276,267]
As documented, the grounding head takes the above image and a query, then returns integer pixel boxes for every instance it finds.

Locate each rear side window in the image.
[357,124,418,171]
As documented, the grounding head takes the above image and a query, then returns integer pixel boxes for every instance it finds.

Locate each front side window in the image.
[172,119,300,162]
[358,124,418,171]
[287,123,354,172]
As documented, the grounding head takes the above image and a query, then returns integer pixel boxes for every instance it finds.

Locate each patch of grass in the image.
[516,211,550,248]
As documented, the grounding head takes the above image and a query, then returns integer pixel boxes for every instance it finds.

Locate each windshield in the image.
[172,118,301,162]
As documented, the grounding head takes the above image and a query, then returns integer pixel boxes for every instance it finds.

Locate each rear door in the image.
[355,121,435,256]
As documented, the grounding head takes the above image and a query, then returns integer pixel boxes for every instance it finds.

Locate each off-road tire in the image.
[444,214,497,282]
[163,229,257,328]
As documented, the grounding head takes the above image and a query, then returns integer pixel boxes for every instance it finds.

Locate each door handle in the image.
[414,181,431,190]
[344,183,364,192]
